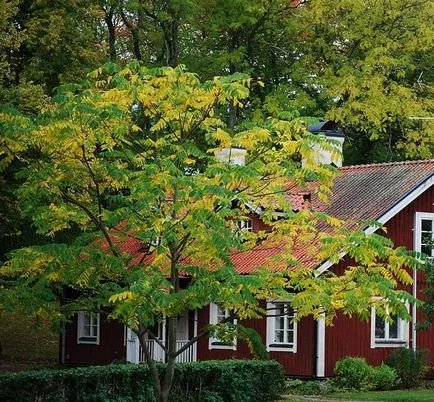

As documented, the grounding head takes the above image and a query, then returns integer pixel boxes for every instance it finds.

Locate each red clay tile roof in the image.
[233,160,434,273]
[315,159,434,221]
[111,160,434,275]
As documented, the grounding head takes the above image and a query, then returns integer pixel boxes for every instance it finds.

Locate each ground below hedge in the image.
[281,389,434,401]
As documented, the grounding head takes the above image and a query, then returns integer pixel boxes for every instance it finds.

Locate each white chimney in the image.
[214,147,247,166]
[305,121,345,167]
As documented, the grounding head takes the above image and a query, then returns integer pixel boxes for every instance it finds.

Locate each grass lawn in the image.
[329,389,434,401]
[281,389,434,401]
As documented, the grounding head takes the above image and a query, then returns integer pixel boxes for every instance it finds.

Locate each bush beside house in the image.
[333,357,399,391]
[0,360,285,402]
[387,348,429,388]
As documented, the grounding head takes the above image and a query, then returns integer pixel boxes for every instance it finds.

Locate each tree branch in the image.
[61,191,120,258]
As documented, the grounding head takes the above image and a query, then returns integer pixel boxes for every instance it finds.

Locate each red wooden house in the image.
[61,129,434,377]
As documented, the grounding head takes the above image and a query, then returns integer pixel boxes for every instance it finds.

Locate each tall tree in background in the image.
[1,0,433,256]
[2,0,433,154]
[0,0,106,110]
[0,0,107,258]
[296,0,434,163]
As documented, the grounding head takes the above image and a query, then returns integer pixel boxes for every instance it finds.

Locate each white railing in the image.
[139,340,196,363]
[175,340,197,363]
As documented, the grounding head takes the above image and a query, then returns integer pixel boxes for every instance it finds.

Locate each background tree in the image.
[296,0,434,163]
[0,63,418,401]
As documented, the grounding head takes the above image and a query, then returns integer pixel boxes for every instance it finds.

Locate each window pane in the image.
[83,325,91,337]
[274,303,284,313]
[271,302,295,345]
[422,232,432,244]
[274,330,284,343]
[91,323,98,337]
[389,316,398,339]
[286,329,294,344]
[375,315,385,339]
[237,219,252,231]
[275,315,284,331]
[216,306,226,322]
[286,316,293,331]
[422,244,432,255]
[422,220,432,231]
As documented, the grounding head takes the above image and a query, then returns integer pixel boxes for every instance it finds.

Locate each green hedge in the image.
[0,360,285,402]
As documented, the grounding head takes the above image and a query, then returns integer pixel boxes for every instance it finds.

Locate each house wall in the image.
[251,215,271,232]
[196,304,315,377]
[64,313,126,366]
[63,185,434,376]
[324,185,434,376]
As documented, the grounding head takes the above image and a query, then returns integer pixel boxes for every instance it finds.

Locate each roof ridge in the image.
[340,159,434,170]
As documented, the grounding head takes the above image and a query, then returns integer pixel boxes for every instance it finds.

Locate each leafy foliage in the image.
[371,364,400,391]
[0,63,420,400]
[296,0,434,163]
[333,358,399,391]
[1,0,432,272]
[0,360,285,402]
[285,379,327,395]
[387,348,428,388]
[334,357,374,391]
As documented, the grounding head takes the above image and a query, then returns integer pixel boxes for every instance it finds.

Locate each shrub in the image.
[170,360,284,402]
[0,359,285,402]
[285,379,324,395]
[333,357,374,391]
[387,348,428,388]
[371,363,399,390]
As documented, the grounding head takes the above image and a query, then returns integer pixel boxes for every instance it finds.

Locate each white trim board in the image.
[315,314,326,377]
[412,212,434,350]
[316,173,434,275]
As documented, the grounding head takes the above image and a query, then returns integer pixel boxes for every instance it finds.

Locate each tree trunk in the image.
[161,19,179,67]
[105,10,117,62]
[138,330,162,400]
[120,8,142,61]
[159,316,176,402]
[228,61,238,129]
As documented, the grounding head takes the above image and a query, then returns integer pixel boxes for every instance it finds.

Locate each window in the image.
[209,303,236,350]
[415,213,434,257]
[266,301,297,352]
[371,307,408,348]
[236,219,253,232]
[77,311,100,345]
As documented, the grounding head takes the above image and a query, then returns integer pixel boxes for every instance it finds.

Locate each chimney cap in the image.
[308,121,345,138]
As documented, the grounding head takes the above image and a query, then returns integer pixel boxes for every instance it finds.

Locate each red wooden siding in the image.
[64,185,434,377]
[251,215,271,232]
[196,304,315,377]
[324,185,434,376]
[64,313,126,366]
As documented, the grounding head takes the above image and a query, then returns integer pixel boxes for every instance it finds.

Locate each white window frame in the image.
[413,212,434,350]
[370,304,409,349]
[209,303,237,350]
[77,311,100,345]
[236,219,253,232]
[266,300,297,353]
[415,212,434,258]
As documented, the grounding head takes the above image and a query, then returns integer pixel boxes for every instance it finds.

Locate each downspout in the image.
[412,267,417,351]
[316,313,326,377]
[193,310,198,362]
[412,212,420,351]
